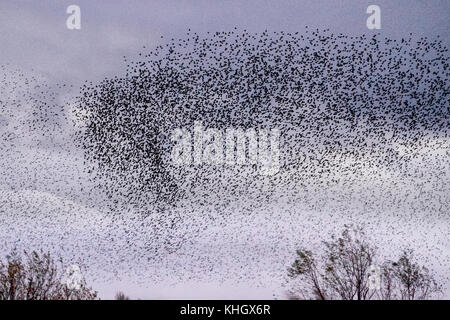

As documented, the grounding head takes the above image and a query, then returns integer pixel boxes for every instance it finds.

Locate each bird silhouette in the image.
[0,29,449,292]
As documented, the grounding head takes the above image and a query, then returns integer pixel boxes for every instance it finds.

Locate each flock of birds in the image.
[0,29,449,294]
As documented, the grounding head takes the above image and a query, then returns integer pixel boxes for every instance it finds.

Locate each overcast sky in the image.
[0,1,449,299]
[1,0,449,84]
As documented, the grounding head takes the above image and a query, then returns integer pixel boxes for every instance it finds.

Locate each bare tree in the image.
[288,225,443,300]
[379,251,442,300]
[288,250,329,300]
[115,291,130,300]
[288,225,376,300]
[0,249,97,300]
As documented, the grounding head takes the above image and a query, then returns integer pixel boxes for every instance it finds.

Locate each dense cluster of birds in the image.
[77,29,449,216]
[1,29,449,291]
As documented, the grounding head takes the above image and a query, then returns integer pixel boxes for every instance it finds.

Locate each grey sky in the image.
[0,1,449,299]
[1,0,449,84]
